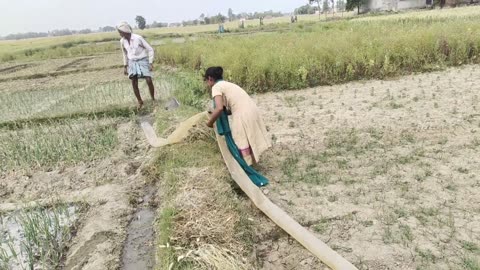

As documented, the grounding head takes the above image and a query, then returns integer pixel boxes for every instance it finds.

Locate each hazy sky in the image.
[2,0,308,36]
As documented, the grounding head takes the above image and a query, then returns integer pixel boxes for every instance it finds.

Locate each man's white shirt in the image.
[120,33,154,66]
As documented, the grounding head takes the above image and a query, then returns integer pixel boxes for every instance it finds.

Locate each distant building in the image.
[365,0,472,11]
[365,0,426,11]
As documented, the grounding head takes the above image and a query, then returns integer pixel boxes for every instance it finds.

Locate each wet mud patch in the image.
[0,204,83,269]
[121,185,157,270]
[0,117,156,269]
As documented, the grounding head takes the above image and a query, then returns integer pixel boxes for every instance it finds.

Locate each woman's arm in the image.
[207,95,224,128]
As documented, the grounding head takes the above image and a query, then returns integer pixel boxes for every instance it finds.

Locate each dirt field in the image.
[254,65,480,270]
[0,119,154,269]
[1,50,479,269]
[0,53,159,269]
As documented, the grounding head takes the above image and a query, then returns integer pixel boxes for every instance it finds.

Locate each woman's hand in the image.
[206,96,224,129]
[149,64,154,71]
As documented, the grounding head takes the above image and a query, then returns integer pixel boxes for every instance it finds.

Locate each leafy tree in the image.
[3,32,48,40]
[228,8,235,21]
[309,0,322,18]
[323,0,330,13]
[50,29,73,36]
[135,15,146,30]
[216,13,227,23]
[150,21,168,28]
[78,29,92,34]
[295,4,316,14]
[337,0,346,15]
[346,0,365,14]
[99,26,116,32]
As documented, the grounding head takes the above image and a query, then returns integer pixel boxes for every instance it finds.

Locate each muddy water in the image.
[121,186,156,270]
[0,206,77,269]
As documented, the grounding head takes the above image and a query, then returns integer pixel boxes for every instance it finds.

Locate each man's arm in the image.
[139,36,154,66]
[120,39,128,75]
[120,39,128,66]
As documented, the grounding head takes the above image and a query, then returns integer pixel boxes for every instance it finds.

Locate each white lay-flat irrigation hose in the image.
[140,111,358,270]
[140,111,208,147]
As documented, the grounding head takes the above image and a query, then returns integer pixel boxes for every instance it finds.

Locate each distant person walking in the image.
[117,22,155,109]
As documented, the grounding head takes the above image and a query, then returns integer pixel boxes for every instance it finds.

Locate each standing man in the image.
[117,22,155,109]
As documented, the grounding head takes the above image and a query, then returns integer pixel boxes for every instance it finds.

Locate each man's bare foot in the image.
[137,102,144,110]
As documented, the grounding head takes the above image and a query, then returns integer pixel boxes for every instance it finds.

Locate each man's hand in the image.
[206,121,214,128]
[149,64,153,72]
[124,66,128,76]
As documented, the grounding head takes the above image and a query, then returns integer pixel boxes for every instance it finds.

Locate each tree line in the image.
[180,9,284,27]
[295,1,348,15]
[1,26,117,41]
[1,8,292,40]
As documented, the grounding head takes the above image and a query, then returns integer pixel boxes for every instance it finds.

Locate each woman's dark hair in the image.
[204,66,223,81]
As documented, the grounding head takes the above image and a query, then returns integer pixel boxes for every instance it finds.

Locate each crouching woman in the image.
[205,66,271,166]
